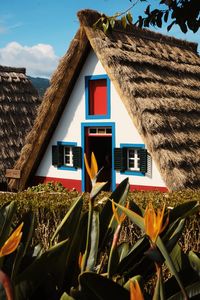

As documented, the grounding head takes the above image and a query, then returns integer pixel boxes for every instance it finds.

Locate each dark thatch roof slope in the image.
[9,9,200,191]
[0,66,40,189]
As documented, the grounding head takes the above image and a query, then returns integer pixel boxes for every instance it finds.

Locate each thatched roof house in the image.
[0,66,40,190]
[9,9,200,192]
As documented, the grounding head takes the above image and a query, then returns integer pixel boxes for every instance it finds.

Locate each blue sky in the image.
[0,0,199,78]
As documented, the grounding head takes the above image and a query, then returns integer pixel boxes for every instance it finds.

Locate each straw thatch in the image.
[0,66,40,190]
[9,9,200,191]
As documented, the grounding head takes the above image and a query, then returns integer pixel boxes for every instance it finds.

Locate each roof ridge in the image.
[0,65,26,74]
[77,9,198,53]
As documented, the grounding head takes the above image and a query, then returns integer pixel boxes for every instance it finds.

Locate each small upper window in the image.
[85,75,110,119]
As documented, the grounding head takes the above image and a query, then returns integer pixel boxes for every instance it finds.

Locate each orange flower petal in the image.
[84,152,98,182]
[84,153,92,180]
[90,152,98,180]
[119,202,129,224]
[112,201,129,225]
[144,203,168,244]
[0,223,23,257]
[78,252,83,269]
[130,280,144,300]
[112,201,120,225]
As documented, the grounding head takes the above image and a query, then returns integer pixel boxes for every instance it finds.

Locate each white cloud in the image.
[0,42,60,78]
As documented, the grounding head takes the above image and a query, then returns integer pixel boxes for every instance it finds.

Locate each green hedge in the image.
[0,187,199,252]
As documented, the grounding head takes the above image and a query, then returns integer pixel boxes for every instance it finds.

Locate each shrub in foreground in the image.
[0,168,199,299]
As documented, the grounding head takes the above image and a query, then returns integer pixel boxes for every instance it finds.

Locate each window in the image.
[63,146,73,167]
[114,144,151,176]
[85,75,110,119]
[88,127,112,136]
[52,142,82,170]
[127,148,140,171]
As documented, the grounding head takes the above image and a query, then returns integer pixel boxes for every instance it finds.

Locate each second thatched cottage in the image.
[9,10,200,192]
[0,66,40,191]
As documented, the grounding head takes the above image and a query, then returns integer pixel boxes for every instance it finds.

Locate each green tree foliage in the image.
[97,0,200,34]
[135,0,200,33]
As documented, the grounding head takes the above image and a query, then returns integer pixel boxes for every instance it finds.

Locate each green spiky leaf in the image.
[126,12,133,24]
[111,201,145,231]
[109,17,116,29]
[167,281,200,300]
[85,211,99,272]
[51,195,83,242]
[79,272,130,299]
[14,239,69,299]
[189,251,200,276]
[121,16,127,28]
[99,178,130,249]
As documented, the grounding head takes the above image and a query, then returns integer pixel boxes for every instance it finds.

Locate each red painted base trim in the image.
[129,184,168,192]
[34,176,168,193]
[34,176,82,192]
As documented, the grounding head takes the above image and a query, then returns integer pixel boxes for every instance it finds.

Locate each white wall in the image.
[36,50,166,188]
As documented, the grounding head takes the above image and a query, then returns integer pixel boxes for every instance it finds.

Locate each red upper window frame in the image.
[89,79,107,115]
[85,75,111,119]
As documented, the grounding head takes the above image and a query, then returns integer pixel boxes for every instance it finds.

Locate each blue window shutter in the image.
[72,147,82,168]
[139,149,147,173]
[52,145,64,166]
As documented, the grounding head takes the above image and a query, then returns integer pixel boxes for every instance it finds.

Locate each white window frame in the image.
[127,148,140,171]
[64,146,73,167]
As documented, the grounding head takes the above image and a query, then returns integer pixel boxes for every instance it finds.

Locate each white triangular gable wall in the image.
[35,50,166,191]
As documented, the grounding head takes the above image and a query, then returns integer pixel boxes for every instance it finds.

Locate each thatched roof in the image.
[0,66,40,189]
[9,9,200,191]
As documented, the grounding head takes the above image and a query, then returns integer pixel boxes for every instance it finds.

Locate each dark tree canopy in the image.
[97,0,200,34]
[136,0,200,33]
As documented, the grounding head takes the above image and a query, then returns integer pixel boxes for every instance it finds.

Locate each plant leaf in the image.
[90,182,108,199]
[117,237,155,280]
[0,201,17,246]
[0,270,14,300]
[14,239,69,299]
[51,195,83,242]
[167,281,200,300]
[164,10,169,23]
[164,219,186,254]
[156,237,188,298]
[121,16,127,28]
[169,201,199,224]
[111,201,145,231]
[167,20,176,31]
[99,178,130,249]
[109,17,115,29]
[188,251,200,276]
[85,211,99,272]
[79,272,130,299]
[108,241,129,279]
[102,19,109,33]
[126,12,133,24]
[123,275,143,290]
[118,242,130,263]
[145,5,151,15]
